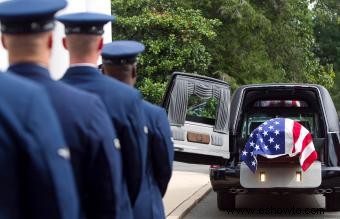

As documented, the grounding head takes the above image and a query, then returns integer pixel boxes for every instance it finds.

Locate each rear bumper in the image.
[210,164,340,194]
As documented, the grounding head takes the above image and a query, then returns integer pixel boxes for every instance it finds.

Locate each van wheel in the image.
[217,192,235,211]
[325,193,340,211]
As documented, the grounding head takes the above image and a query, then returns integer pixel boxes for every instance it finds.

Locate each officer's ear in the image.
[47,32,53,49]
[132,64,137,79]
[131,64,137,86]
[1,35,8,50]
[98,37,103,51]
[62,37,68,50]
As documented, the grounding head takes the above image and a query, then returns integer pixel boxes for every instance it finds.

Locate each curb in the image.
[166,182,212,219]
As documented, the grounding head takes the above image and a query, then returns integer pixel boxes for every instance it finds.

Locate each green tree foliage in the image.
[181,0,335,88]
[187,96,217,119]
[111,0,220,103]
[313,0,340,111]
[111,0,336,105]
[138,78,166,105]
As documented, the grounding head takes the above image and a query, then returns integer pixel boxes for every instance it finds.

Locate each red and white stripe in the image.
[285,119,318,171]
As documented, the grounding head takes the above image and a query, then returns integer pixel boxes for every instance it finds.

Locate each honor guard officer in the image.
[0,1,123,219]
[101,41,174,219]
[0,73,78,219]
[57,13,148,219]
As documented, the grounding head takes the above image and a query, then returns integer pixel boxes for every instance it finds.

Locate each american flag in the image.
[241,118,318,173]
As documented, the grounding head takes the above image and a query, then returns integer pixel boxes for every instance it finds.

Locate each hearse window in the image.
[241,113,316,138]
[186,95,217,125]
[254,100,308,107]
[167,76,230,133]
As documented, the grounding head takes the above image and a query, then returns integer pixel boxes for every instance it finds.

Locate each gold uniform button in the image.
[114,138,121,149]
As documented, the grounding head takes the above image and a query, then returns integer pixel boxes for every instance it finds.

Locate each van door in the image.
[162,72,231,165]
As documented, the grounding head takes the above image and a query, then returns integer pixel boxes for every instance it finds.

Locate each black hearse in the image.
[162,72,340,211]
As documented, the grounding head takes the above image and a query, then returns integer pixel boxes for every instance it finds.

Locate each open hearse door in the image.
[162,72,231,165]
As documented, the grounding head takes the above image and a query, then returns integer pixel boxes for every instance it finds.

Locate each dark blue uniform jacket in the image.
[133,101,174,219]
[9,63,123,219]
[0,73,79,219]
[62,66,147,219]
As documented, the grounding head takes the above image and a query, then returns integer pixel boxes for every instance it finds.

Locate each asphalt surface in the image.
[174,162,340,219]
[172,161,210,174]
[172,162,339,218]
[184,191,340,219]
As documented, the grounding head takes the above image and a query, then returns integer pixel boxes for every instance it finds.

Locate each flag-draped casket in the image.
[241,118,318,173]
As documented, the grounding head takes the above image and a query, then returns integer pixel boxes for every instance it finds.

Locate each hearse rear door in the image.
[162,72,231,165]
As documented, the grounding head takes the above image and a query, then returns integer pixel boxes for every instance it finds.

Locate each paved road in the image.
[172,161,210,174]
[185,191,340,219]
[163,162,210,217]
[170,163,340,218]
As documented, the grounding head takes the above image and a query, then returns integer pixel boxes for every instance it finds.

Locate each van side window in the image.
[186,95,218,125]
[167,76,230,133]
